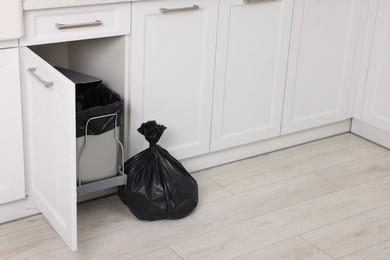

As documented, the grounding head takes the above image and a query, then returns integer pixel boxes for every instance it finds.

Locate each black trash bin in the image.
[56,67,126,195]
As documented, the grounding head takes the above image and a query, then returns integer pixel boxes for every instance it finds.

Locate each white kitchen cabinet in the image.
[282,0,364,134]
[129,0,219,159]
[361,0,390,133]
[14,2,131,251]
[0,48,25,205]
[19,36,129,251]
[210,0,294,151]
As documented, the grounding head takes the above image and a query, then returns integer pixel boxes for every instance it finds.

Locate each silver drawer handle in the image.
[55,19,102,30]
[27,68,53,88]
[160,4,200,14]
[244,0,273,4]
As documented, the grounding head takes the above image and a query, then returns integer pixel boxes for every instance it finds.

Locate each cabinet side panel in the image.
[0,48,25,204]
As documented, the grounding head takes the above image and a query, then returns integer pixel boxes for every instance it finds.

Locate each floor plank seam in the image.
[221,171,341,195]
[204,176,236,196]
[330,173,390,190]
[194,190,235,207]
[334,238,390,259]
[165,188,347,251]
[307,149,389,177]
[309,149,389,177]
[209,149,387,195]
[232,146,387,195]
[312,173,344,190]
[297,151,389,187]
[227,235,301,260]
[23,221,145,259]
[0,220,49,239]
[299,202,390,243]
[167,246,184,260]
[123,246,183,260]
[196,195,235,207]
[299,235,336,259]
[21,243,68,260]
[77,221,144,243]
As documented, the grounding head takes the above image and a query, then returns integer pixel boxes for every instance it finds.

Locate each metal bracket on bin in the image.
[77,113,127,196]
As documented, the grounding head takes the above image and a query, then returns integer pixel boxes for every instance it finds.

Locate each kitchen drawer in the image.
[20,3,131,46]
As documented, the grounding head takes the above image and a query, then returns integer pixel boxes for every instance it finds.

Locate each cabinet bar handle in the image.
[160,4,200,14]
[27,68,53,88]
[243,0,273,4]
[55,19,102,30]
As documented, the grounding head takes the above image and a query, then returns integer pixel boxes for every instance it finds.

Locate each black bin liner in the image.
[56,67,123,138]
[118,121,198,220]
[76,84,123,137]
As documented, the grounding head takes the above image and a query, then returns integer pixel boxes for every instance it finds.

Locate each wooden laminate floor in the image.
[2,133,390,260]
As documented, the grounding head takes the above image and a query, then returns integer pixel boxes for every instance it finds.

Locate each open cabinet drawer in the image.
[19,36,129,251]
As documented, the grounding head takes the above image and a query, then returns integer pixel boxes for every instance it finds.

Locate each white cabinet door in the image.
[0,48,25,205]
[210,0,294,151]
[130,0,219,159]
[282,0,363,134]
[362,0,390,133]
[19,47,77,251]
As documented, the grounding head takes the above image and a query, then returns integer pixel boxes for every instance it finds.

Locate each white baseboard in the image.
[0,196,39,224]
[351,119,390,149]
[0,190,119,224]
[182,119,352,173]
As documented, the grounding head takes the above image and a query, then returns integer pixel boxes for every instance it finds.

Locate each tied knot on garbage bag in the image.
[137,120,167,146]
[119,120,198,221]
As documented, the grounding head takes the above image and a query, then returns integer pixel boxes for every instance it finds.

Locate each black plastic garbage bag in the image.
[75,83,123,137]
[118,121,198,220]
[56,67,123,138]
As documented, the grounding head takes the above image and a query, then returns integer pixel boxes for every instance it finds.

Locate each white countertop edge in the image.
[23,0,141,11]
[0,40,19,49]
